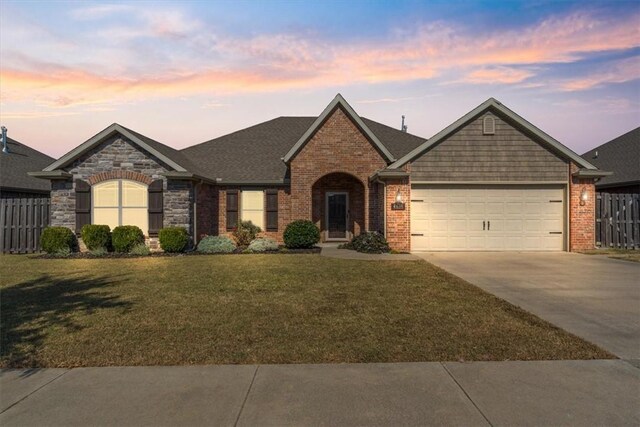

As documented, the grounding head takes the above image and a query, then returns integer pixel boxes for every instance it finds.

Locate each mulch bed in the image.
[34,246,321,259]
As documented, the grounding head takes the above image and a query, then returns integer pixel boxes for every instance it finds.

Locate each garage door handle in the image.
[483,221,485,230]
[488,220,490,231]
[411,233,424,236]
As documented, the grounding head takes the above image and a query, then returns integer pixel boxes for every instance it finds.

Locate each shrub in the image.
[341,231,390,254]
[41,226,77,254]
[112,225,144,253]
[232,221,261,246]
[159,227,189,253]
[247,237,279,253]
[129,243,151,256]
[197,236,236,254]
[89,247,108,257]
[54,247,72,258]
[81,224,111,251]
[283,220,320,249]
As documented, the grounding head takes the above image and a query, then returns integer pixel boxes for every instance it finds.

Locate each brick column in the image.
[385,177,411,252]
[569,163,596,251]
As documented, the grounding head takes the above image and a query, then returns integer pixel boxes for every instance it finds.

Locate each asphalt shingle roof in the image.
[180,116,426,183]
[0,137,54,193]
[582,127,640,187]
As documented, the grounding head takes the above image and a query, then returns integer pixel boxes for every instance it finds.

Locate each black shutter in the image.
[266,190,278,231]
[226,190,238,230]
[148,179,163,236]
[75,179,91,234]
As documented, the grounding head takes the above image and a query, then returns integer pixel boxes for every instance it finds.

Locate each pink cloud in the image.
[559,56,640,91]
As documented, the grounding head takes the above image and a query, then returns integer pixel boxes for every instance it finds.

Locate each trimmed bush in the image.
[197,236,236,254]
[112,225,145,253]
[129,243,151,256]
[81,224,111,251]
[232,221,261,246]
[41,226,77,254]
[283,220,320,249]
[159,227,189,253]
[247,237,279,253]
[340,231,390,254]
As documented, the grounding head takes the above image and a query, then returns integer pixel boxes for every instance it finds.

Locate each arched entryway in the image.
[311,172,365,241]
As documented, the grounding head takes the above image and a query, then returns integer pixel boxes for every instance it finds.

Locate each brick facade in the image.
[312,172,365,240]
[289,106,387,240]
[50,135,193,239]
[383,176,411,252]
[569,163,596,251]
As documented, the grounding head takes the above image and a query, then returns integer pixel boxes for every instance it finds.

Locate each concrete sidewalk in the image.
[2,360,638,426]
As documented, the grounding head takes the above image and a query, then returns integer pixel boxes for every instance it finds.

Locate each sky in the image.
[0,0,638,158]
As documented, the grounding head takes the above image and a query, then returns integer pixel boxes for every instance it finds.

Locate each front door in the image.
[326,192,348,240]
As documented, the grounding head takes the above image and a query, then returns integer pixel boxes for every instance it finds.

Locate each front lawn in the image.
[0,255,611,367]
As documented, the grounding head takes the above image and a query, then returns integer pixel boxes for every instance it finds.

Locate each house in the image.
[582,127,640,194]
[31,95,609,252]
[0,128,53,198]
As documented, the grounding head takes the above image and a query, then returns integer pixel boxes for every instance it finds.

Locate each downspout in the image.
[193,180,204,247]
[374,177,387,238]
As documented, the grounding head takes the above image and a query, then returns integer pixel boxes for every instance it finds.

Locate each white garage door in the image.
[411,185,565,251]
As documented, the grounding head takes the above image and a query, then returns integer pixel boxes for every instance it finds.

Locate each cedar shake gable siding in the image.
[411,112,569,183]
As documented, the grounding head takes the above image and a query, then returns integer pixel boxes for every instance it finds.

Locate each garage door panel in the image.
[411,185,565,251]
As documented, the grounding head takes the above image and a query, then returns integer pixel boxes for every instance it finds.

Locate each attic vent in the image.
[483,115,495,135]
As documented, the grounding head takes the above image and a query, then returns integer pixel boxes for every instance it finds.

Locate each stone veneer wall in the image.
[49,135,193,237]
[569,162,596,251]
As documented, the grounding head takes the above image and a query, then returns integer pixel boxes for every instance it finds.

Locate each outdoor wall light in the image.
[580,187,588,206]
[391,189,406,210]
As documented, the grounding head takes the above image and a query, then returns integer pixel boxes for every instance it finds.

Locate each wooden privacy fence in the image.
[596,192,639,250]
[0,198,50,253]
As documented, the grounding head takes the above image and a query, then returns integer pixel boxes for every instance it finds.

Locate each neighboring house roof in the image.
[387,98,603,174]
[582,127,640,188]
[0,137,54,193]
[180,115,426,184]
[282,94,396,163]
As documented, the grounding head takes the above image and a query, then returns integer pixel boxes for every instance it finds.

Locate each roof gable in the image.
[282,94,396,163]
[44,124,189,173]
[388,98,598,171]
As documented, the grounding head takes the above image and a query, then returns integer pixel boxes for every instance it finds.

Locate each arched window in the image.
[93,179,148,234]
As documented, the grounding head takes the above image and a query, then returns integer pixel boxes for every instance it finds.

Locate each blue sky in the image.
[0,0,638,157]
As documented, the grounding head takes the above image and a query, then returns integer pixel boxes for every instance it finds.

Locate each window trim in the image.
[92,179,148,233]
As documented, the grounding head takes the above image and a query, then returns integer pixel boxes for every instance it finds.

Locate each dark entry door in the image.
[327,192,348,239]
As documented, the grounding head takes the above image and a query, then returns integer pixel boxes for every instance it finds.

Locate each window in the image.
[483,115,495,135]
[241,190,265,229]
[93,180,148,234]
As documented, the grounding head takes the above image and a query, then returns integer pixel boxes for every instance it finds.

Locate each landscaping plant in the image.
[111,225,145,253]
[41,226,77,254]
[232,221,261,246]
[81,224,111,251]
[196,235,237,254]
[129,243,151,256]
[159,227,189,253]
[283,220,320,249]
[340,231,390,254]
[247,237,279,252]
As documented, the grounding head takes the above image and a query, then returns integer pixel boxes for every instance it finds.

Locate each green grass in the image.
[581,248,640,263]
[0,254,611,368]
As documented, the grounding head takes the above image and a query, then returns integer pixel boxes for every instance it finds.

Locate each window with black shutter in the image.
[226,190,239,230]
[266,190,278,231]
[75,179,91,234]
[148,179,163,236]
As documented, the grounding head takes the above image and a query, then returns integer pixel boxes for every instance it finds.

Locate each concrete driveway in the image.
[416,252,640,361]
